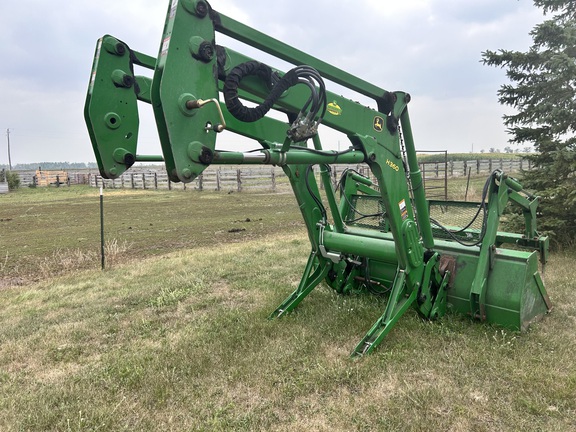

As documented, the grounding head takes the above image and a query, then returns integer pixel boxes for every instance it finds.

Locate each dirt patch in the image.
[0,277,27,289]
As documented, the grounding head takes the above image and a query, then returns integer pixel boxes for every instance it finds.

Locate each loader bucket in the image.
[342,194,551,332]
[435,239,551,331]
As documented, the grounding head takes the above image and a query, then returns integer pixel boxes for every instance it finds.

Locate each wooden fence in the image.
[85,165,379,193]
[443,158,531,177]
[12,158,530,193]
[88,166,290,192]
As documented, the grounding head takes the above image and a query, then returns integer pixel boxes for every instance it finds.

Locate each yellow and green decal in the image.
[327,101,342,116]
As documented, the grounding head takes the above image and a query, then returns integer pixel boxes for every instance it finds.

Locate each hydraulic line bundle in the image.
[85,0,551,356]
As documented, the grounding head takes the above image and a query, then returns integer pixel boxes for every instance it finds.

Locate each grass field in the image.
[1,182,575,431]
[0,186,304,285]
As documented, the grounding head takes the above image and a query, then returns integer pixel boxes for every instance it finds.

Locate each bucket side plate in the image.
[436,241,550,330]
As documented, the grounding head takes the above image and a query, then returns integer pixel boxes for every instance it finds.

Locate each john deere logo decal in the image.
[373,116,384,132]
[327,101,342,116]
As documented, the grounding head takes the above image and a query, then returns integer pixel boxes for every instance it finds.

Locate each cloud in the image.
[363,0,432,18]
[0,0,547,164]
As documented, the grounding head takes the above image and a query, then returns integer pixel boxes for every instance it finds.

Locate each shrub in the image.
[6,171,20,190]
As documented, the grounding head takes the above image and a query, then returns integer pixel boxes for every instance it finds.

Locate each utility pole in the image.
[6,128,12,170]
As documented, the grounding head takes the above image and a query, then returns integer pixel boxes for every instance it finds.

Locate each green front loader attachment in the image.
[442,242,549,331]
[84,0,551,356]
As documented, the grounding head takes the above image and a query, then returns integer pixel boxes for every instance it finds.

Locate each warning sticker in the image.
[399,199,408,221]
[161,36,171,57]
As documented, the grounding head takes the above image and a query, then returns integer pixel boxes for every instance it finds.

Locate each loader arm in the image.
[84,0,551,356]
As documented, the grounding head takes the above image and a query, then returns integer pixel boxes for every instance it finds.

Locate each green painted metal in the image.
[85,38,157,179]
[322,231,398,264]
[135,155,164,163]
[151,0,221,182]
[400,109,435,250]
[269,251,330,318]
[352,270,415,356]
[437,241,551,331]
[212,149,364,165]
[85,35,140,179]
[214,13,389,104]
[84,0,552,356]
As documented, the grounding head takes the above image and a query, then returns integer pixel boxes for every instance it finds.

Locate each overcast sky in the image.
[0,0,545,165]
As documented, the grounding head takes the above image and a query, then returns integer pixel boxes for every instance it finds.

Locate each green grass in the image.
[0,186,303,284]
[1,185,575,431]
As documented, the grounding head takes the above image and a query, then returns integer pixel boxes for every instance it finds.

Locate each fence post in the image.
[216,168,221,191]
[422,163,426,190]
[198,174,203,191]
[131,174,135,189]
[463,161,467,177]
[154,172,158,190]
[271,168,276,191]
[142,173,146,189]
[168,177,172,190]
[237,169,242,192]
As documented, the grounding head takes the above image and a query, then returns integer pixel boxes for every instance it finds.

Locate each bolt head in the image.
[195,0,208,17]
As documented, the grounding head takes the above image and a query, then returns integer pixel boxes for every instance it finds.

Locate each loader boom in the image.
[85,0,551,356]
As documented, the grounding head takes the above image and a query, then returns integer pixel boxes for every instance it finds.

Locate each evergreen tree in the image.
[482,0,576,248]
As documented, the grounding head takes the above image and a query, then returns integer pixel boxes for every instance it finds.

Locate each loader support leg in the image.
[269,251,330,319]
[351,270,417,357]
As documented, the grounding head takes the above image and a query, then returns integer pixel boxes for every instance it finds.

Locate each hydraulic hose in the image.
[223,61,327,141]
[223,61,299,123]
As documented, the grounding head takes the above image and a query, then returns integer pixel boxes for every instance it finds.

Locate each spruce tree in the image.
[482,0,576,248]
